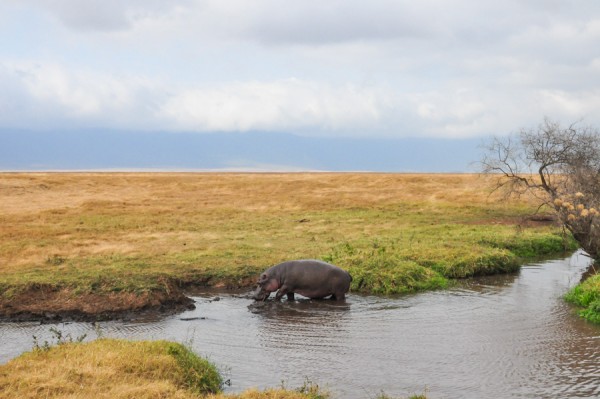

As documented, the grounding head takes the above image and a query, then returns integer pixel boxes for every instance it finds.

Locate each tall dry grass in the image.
[0,173,517,271]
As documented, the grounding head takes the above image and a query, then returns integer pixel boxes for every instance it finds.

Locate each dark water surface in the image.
[1,251,599,398]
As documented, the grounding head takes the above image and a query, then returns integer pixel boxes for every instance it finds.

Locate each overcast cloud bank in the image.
[1,1,600,140]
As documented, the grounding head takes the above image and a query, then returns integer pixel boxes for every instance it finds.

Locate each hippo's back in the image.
[276,259,351,296]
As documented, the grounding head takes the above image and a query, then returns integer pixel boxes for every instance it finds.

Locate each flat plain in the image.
[0,173,573,319]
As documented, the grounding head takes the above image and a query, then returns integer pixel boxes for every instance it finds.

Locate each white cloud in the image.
[538,89,600,119]
[3,1,600,137]
[160,79,388,132]
[0,62,391,134]
[0,62,167,129]
[22,64,121,115]
[4,56,600,138]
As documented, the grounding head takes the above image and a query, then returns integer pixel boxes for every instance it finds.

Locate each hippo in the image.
[252,259,352,301]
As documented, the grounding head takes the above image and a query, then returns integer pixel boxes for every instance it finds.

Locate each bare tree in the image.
[481,118,600,258]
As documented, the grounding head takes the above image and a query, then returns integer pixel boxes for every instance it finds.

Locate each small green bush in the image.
[165,342,223,394]
[565,274,600,324]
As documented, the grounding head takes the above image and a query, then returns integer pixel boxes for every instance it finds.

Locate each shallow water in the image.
[1,251,599,398]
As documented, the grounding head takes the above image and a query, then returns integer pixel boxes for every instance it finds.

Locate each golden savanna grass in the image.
[0,172,533,269]
[0,340,210,399]
[0,173,572,317]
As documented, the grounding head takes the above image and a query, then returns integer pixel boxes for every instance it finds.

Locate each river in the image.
[1,251,599,398]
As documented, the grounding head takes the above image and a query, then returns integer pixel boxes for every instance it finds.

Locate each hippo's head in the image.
[252,285,270,301]
[252,272,277,301]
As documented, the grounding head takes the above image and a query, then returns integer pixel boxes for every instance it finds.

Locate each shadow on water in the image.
[1,250,599,399]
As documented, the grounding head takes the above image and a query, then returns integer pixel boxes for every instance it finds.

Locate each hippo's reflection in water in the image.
[248,297,351,324]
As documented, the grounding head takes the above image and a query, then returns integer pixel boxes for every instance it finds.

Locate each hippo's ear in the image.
[258,273,268,283]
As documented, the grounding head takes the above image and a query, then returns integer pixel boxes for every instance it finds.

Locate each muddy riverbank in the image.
[0,282,196,322]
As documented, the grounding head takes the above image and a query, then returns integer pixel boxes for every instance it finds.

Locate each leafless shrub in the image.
[481,118,600,258]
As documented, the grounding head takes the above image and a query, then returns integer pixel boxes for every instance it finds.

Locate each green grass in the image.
[322,225,576,294]
[565,274,600,324]
[0,215,575,300]
[165,342,223,395]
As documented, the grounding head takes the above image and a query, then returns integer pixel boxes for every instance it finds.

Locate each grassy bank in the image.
[0,338,424,399]
[565,273,600,324]
[0,338,316,399]
[0,173,576,318]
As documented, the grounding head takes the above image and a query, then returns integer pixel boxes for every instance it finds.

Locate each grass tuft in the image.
[347,256,447,295]
[165,342,223,394]
[0,339,222,398]
[565,274,600,324]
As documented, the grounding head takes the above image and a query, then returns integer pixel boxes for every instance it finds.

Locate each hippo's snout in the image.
[252,285,270,301]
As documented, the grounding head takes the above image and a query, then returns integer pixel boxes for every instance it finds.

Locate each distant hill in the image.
[0,130,484,172]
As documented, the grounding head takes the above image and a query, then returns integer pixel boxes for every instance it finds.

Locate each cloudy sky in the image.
[1,1,600,170]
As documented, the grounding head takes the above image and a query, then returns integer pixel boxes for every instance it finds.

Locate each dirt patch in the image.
[0,284,196,322]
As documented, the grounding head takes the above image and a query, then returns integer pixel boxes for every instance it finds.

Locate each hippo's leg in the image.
[286,292,295,301]
[331,292,345,301]
[274,285,290,301]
